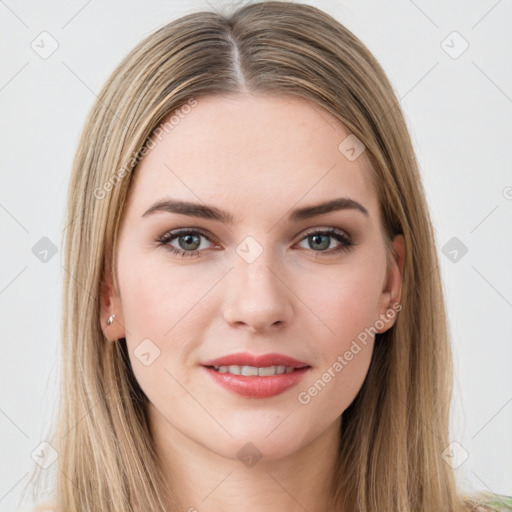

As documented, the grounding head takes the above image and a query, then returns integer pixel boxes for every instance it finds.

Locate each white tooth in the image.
[228,365,241,375]
[258,366,277,376]
[214,365,295,376]
[241,365,259,376]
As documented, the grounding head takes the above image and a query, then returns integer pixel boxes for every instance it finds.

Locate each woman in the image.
[26,1,511,511]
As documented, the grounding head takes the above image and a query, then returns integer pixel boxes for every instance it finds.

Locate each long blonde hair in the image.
[24,2,498,511]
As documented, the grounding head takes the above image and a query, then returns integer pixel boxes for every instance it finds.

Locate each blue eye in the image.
[156,228,214,258]
[156,227,354,258]
[298,227,353,254]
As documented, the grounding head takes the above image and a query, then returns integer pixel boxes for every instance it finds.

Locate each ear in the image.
[375,234,405,333]
[99,263,126,342]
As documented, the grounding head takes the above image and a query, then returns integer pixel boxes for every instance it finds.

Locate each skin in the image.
[100,93,404,512]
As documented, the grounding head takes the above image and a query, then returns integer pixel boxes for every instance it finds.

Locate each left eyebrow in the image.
[142,197,369,224]
[289,197,369,221]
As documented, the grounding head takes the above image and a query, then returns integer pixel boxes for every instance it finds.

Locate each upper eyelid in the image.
[299,226,350,238]
[161,227,217,244]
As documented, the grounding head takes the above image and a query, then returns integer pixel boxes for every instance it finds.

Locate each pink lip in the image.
[201,352,310,369]
[200,352,311,399]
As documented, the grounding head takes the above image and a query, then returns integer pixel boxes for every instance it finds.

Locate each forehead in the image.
[126,94,379,225]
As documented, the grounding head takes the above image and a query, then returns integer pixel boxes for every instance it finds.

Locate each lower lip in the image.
[201,366,311,398]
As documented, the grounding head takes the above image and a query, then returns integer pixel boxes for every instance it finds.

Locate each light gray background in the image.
[1,0,511,510]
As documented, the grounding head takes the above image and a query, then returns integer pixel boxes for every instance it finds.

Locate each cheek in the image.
[305,343,374,416]
[300,304,376,415]
[118,251,209,341]
[304,261,383,348]
[118,265,168,338]
[117,254,213,397]
[296,262,381,409]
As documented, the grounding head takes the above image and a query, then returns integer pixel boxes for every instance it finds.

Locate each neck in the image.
[148,404,342,512]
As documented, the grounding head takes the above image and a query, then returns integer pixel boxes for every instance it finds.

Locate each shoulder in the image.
[32,503,57,512]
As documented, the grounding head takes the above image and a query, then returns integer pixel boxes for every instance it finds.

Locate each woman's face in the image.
[101,93,403,463]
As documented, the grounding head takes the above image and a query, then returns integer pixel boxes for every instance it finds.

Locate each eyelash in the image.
[156,227,354,259]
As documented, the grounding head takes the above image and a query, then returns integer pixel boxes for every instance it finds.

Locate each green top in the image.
[491,496,512,510]
[474,494,512,511]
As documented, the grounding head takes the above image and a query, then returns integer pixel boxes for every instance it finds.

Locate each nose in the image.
[222,253,293,333]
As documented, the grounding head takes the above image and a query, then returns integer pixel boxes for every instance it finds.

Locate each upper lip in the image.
[202,352,310,369]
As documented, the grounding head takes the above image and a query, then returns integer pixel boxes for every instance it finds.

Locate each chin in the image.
[209,425,313,462]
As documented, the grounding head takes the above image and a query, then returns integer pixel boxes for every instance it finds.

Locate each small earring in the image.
[106,314,115,326]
